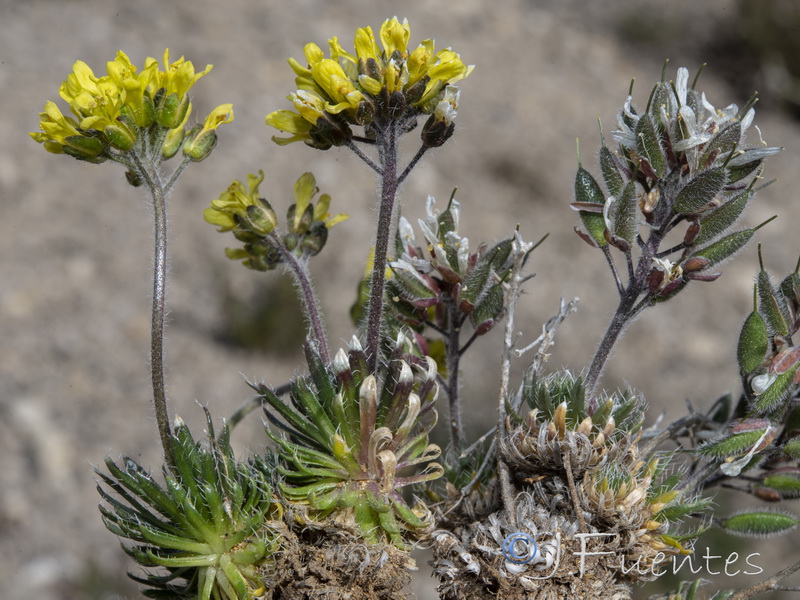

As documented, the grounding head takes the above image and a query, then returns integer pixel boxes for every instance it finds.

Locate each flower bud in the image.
[125,169,143,187]
[155,91,191,129]
[300,222,328,256]
[182,124,217,162]
[62,134,107,162]
[161,126,185,159]
[244,201,277,236]
[104,120,138,151]
[309,115,352,148]
[421,114,455,148]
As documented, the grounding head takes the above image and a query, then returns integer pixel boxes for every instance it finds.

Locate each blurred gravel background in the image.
[3,1,800,598]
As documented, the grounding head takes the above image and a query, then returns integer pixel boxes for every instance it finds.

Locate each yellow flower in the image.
[292,172,348,231]
[204,170,270,232]
[266,17,472,146]
[30,101,92,155]
[380,17,411,56]
[32,49,222,159]
[182,104,234,162]
[58,60,128,138]
[106,50,158,128]
[145,49,212,100]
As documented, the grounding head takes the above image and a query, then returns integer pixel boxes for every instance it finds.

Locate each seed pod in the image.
[470,284,505,331]
[783,438,800,460]
[693,188,753,246]
[600,145,625,198]
[758,262,791,337]
[690,230,754,269]
[635,113,666,178]
[738,287,769,376]
[755,364,800,413]
[779,269,800,327]
[613,181,638,244]
[700,121,741,168]
[673,167,726,214]
[574,166,607,247]
[763,472,800,498]
[721,510,800,537]
[700,428,771,459]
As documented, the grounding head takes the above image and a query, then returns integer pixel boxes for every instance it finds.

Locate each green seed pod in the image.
[635,113,666,178]
[599,145,625,198]
[613,181,638,244]
[457,254,493,310]
[738,309,768,375]
[756,247,791,336]
[469,283,504,330]
[700,121,741,168]
[700,428,770,459]
[690,229,754,269]
[763,472,800,498]
[721,510,800,537]
[693,188,752,246]
[738,284,768,376]
[783,438,800,460]
[388,262,438,304]
[779,270,800,323]
[575,166,607,247]
[673,167,726,215]
[726,158,762,185]
[755,364,800,413]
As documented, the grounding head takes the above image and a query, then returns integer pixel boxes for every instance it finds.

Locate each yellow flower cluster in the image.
[266,17,473,148]
[31,50,232,161]
[204,171,347,271]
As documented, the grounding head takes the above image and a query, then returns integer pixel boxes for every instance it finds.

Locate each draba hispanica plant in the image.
[30,16,800,600]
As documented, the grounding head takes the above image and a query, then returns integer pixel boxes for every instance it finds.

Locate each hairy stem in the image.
[444,296,465,449]
[269,232,330,364]
[365,120,399,373]
[585,226,666,396]
[584,292,637,396]
[131,151,174,467]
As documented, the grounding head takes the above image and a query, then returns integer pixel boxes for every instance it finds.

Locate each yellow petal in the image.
[293,172,317,230]
[380,17,410,56]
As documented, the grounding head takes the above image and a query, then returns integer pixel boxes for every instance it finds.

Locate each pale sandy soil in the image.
[3,1,800,598]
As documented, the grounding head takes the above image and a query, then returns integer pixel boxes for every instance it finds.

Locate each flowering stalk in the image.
[129,151,174,465]
[31,50,234,466]
[267,231,330,363]
[365,119,399,373]
[574,66,781,396]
